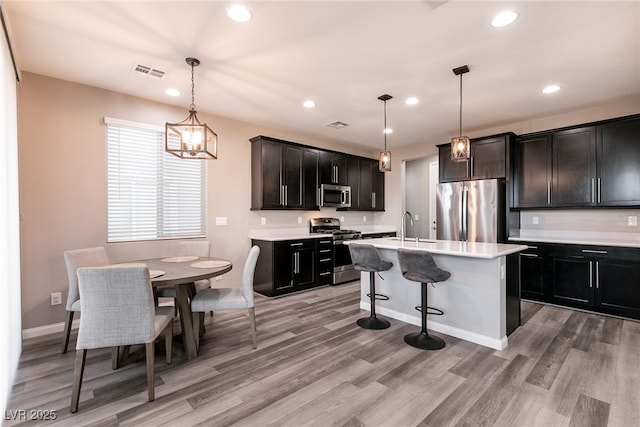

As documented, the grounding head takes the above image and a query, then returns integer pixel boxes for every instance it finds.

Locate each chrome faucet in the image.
[401,211,414,242]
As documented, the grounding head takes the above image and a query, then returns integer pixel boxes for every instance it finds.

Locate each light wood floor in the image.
[7,281,640,426]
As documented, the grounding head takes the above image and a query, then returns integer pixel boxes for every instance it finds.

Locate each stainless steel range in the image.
[309,217,362,285]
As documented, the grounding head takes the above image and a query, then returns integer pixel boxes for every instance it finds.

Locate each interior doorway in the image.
[404,155,438,239]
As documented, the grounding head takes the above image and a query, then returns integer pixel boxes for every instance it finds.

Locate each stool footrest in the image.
[366,292,389,301]
[414,306,444,316]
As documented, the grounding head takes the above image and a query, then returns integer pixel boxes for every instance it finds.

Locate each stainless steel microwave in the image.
[320,184,351,208]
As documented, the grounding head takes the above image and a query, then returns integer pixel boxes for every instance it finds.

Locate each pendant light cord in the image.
[383,99,387,151]
[459,73,463,138]
[190,62,196,111]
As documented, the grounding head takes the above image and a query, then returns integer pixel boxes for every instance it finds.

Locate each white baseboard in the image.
[22,318,80,340]
[360,301,508,351]
[22,301,175,340]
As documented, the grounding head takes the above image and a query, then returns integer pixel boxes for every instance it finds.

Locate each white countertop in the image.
[509,230,640,248]
[346,237,528,259]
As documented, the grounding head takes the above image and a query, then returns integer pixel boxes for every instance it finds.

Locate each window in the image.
[105,117,206,242]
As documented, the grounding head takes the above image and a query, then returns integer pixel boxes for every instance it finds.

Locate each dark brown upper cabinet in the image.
[438,133,514,183]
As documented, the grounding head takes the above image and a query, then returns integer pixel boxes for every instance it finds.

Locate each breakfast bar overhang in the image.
[345,238,528,350]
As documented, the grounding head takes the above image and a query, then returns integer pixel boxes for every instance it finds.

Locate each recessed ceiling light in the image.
[492,11,518,27]
[303,100,316,108]
[542,84,561,94]
[405,97,419,105]
[164,88,180,97]
[227,4,252,23]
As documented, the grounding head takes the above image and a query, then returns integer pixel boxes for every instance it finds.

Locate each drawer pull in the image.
[319,272,331,276]
[319,249,332,253]
[320,240,332,244]
[520,253,538,258]
[582,249,607,254]
[290,243,304,247]
[320,258,332,262]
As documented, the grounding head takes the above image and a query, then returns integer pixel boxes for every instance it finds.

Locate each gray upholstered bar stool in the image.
[349,244,393,329]
[397,248,450,350]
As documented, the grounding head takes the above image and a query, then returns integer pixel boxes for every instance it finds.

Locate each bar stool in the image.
[348,244,393,329]
[397,248,450,350]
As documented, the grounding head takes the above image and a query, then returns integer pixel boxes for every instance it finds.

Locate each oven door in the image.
[333,240,360,284]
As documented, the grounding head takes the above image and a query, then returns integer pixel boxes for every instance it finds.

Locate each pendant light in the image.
[165,57,218,159]
[451,65,470,162]
[378,94,393,172]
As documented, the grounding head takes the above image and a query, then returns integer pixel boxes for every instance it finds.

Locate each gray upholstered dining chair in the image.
[70,265,173,413]
[62,247,111,354]
[156,240,212,304]
[191,246,260,349]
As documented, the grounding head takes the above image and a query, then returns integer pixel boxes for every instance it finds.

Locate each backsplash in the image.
[517,209,640,241]
[248,208,381,231]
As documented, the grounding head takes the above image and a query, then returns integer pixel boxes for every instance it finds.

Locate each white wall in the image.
[0,3,22,416]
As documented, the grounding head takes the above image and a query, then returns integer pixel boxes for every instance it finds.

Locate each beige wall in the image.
[17,72,375,331]
[17,71,640,331]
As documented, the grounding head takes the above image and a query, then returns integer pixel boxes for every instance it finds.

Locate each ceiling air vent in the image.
[326,121,350,129]
[133,63,165,79]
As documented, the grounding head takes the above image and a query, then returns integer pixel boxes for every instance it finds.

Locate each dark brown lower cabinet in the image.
[515,241,640,320]
[252,238,323,297]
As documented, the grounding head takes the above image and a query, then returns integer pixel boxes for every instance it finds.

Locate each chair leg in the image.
[192,312,201,351]
[357,271,390,330]
[61,311,74,354]
[70,349,87,413]
[165,322,173,364]
[111,347,119,370]
[145,342,155,402]
[248,307,257,349]
[403,282,445,350]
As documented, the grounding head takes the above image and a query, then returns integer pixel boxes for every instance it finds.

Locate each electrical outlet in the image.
[628,215,638,226]
[297,216,302,224]
[363,216,367,222]
[260,217,266,225]
[414,214,420,221]
[340,216,345,222]
[51,292,62,305]
[532,216,539,225]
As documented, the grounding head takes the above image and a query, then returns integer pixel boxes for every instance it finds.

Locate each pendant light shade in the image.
[451,65,470,162]
[166,57,218,159]
[378,94,393,172]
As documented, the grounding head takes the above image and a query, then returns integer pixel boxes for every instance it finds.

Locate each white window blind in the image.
[106,118,206,242]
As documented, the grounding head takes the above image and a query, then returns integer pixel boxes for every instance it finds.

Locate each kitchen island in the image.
[345,238,528,350]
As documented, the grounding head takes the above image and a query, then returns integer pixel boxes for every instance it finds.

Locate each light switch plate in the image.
[260,217,266,225]
[215,217,227,226]
[414,215,420,221]
[628,215,638,226]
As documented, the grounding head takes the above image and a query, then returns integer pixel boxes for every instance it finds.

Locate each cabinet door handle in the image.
[527,246,538,249]
[280,185,284,205]
[520,253,538,258]
[582,249,607,254]
[597,178,601,203]
[317,187,320,207]
[469,157,474,178]
[589,260,593,288]
[284,184,288,206]
[591,178,595,203]
[547,181,551,205]
[595,261,599,289]
[293,252,300,274]
[372,192,376,209]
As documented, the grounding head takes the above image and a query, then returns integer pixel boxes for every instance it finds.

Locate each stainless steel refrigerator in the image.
[436,179,506,243]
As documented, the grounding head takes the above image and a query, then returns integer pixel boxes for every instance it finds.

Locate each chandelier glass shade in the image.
[451,65,470,162]
[165,57,218,160]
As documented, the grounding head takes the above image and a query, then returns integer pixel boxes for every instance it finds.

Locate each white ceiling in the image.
[4,1,640,152]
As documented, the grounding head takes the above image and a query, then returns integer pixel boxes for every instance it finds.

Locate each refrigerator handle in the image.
[461,185,468,241]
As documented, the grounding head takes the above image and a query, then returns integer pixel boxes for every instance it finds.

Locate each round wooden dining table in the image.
[134,256,233,360]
